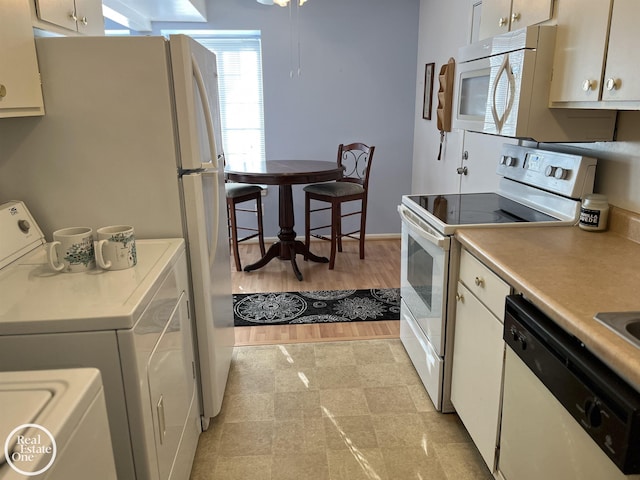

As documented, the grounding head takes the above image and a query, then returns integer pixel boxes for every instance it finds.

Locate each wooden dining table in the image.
[225,160,344,281]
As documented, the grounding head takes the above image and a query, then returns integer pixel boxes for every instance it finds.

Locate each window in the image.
[163,30,266,171]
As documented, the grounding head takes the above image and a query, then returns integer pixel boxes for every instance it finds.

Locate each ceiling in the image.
[103,0,207,31]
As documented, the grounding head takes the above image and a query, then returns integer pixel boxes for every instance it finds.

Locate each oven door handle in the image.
[398,205,450,249]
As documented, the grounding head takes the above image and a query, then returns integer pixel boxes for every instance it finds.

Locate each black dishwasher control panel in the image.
[504,295,640,475]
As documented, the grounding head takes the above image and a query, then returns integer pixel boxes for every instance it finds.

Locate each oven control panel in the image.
[496,144,597,199]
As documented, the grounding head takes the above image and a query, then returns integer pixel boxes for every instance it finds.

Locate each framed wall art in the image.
[422,62,435,120]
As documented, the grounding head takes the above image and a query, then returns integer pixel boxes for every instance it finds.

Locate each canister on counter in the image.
[579,194,609,231]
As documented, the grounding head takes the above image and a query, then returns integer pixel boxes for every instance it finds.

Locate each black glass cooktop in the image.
[406,193,559,225]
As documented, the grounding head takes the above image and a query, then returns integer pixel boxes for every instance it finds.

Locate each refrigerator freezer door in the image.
[170,35,223,171]
[0,36,184,239]
[181,171,234,420]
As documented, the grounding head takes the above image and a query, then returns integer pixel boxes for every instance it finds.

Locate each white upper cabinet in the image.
[601,0,640,103]
[550,0,640,108]
[33,0,104,35]
[1,0,44,118]
[478,0,554,40]
[548,0,610,104]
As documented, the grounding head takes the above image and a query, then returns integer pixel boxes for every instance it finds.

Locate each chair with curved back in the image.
[225,182,266,272]
[303,142,375,269]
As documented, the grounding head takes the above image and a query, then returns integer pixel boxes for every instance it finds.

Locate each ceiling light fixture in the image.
[257,0,308,77]
[257,0,307,5]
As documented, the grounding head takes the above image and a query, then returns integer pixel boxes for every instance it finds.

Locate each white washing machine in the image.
[0,368,117,479]
[0,201,201,480]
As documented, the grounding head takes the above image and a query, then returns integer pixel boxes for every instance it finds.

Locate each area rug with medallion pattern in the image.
[233,288,401,326]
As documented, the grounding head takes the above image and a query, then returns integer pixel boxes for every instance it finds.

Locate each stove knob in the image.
[554,167,568,180]
[17,219,31,233]
[501,155,516,167]
[544,165,556,177]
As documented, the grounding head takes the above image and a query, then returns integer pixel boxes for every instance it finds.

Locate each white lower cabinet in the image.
[451,248,510,471]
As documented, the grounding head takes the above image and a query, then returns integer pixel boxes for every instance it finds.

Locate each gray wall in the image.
[154,0,420,237]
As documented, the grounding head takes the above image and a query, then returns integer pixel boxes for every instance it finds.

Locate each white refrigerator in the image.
[0,35,233,423]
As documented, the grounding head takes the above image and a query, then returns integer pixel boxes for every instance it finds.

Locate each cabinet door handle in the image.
[582,79,597,92]
[0,84,6,98]
[456,292,464,302]
[80,16,88,25]
[511,12,521,22]
[605,78,621,91]
[474,276,485,287]
[498,17,508,27]
[69,11,77,21]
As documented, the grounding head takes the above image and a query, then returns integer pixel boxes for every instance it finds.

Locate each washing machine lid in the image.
[0,239,184,334]
[0,390,53,464]
[0,368,105,476]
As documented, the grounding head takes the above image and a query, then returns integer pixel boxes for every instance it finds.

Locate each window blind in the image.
[196,34,266,171]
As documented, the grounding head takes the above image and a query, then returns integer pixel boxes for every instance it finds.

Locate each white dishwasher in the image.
[499,295,640,480]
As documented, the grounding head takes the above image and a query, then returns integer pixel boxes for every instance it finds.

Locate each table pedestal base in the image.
[242,184,328,281]
[243,239,328,281]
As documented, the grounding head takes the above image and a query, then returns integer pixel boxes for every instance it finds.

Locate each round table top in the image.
[225,160,344,186]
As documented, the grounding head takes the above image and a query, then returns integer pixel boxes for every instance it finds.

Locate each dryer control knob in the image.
[17,219,31,233]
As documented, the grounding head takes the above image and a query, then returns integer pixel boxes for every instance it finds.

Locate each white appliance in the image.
[0,35,234,424]
[453,25,617,142]
[0,368,117,480]
[398,143,598,412]
[0,201,200,480]
[500,295,640,480]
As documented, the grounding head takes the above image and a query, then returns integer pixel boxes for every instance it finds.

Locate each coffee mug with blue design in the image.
[95,225,137,271]
[47,227,96,273]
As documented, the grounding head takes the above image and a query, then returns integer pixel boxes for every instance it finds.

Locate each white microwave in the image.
[453,25,616,143]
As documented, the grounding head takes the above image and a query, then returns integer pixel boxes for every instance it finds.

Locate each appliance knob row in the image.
[544,165,569,180]
[500,155,517,167]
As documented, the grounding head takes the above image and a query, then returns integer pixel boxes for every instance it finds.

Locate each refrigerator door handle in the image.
[192,54,219,171]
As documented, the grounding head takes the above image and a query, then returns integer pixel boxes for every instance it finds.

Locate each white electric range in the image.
[0,201,200,480]
[397,144,598,412]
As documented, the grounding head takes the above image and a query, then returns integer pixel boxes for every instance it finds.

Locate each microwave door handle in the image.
[491,55,512,133]
[398,205,449,249]
[192,54,218,170]
[503,57,516,125]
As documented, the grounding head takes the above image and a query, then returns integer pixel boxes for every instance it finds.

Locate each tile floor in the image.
[189,339,492,480]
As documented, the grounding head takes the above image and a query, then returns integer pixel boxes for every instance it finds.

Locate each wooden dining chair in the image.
[303,142,375,269]
[225,183,266,271]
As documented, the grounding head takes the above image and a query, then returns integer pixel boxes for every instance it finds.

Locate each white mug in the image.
[95,225,137,271]
[47,227,96,273]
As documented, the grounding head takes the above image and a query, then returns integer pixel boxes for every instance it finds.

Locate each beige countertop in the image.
[455,210,640,391]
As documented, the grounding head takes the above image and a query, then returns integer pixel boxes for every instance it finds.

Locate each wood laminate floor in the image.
[231,238,401,346]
